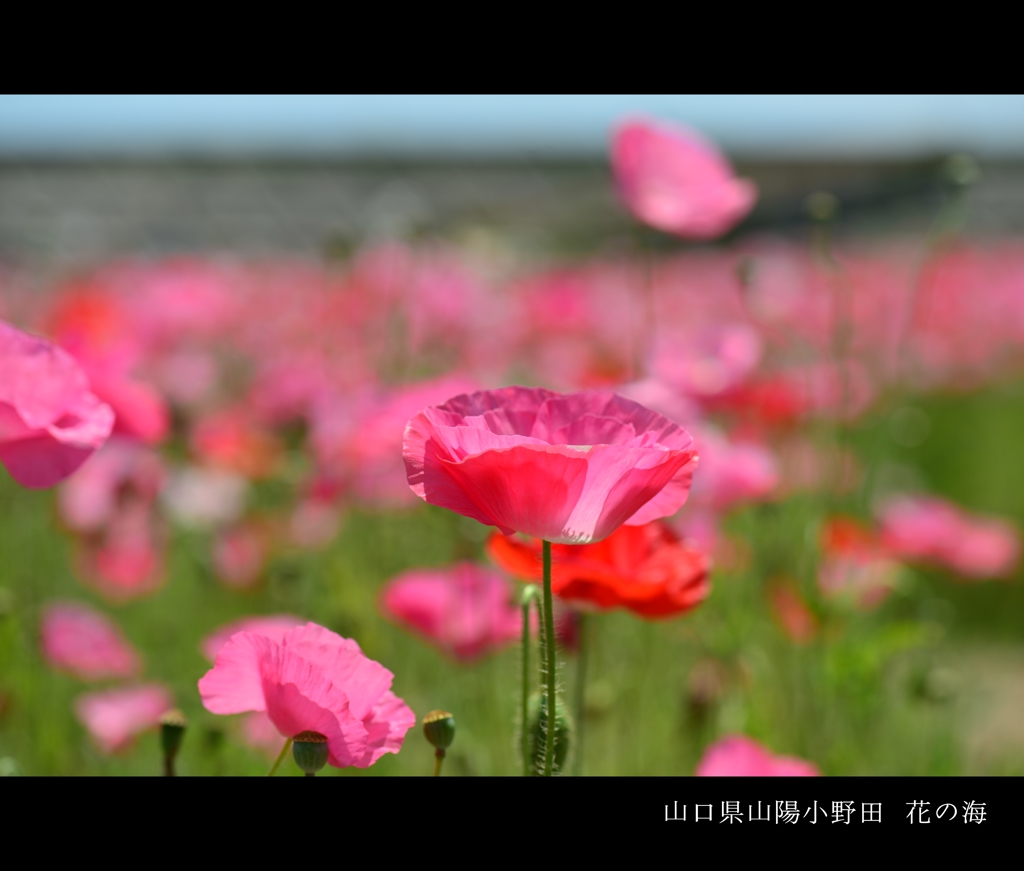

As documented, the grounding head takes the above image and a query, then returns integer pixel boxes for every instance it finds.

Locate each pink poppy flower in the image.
[611,118,757,239]
[687,425,779,510]
[74,684,174,753]
[40,602,141,681]
[198,623,415,768]
[696,735,820,776]
[380,562,529,661]
[212,523,270,589]
[0,319,114,488]
[878,496,1020,579]
[404,387,698,545]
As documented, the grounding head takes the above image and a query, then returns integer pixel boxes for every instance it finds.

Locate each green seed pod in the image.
[160,708,187,759]
[292,730,329,776]
[422,710,456,751]
[526,694,572,776]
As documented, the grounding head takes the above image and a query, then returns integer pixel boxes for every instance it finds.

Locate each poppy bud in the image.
[160,708,187,777]
[292,730,329,776]
[423,710,456,752]
[526,694,572,776]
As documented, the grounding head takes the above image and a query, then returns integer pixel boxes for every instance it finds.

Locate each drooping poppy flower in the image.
[404,387,698,545]
[380,562,529,661]
[198,622,415,768]
[878,495,1020,579]
[40,602,141,681]
[696,734,820,776]
[74,684,174,753]
[0,319,114,488]
[611,118,757,239]
[488,520,709,619]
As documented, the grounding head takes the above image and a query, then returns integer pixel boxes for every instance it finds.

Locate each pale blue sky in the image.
[2,95,1023,158]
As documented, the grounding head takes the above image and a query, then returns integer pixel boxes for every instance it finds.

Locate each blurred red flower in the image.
[487,520,709,619]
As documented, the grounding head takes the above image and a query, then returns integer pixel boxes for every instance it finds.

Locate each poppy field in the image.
[2,117,1024,777]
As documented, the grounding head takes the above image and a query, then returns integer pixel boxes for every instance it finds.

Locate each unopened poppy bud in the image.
[292,730,329,776]
[160,708,187,776]
[527,694,572,776]
[422,710,456,752]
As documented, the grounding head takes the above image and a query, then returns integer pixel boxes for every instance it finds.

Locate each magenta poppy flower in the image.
[74,684,174,753]
[404,387,697,545]
[0,319,114,488]
[696,735,820,776]
[611,118,757,239]
[40,602,141,681]
[381,562,530,661]
[198,622,415,768]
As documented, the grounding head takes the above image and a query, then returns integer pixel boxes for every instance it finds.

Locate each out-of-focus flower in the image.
[687,425,779,510]
[45,289,170,444]
[878,495,1020,579]
[488,520,709,619]
[199,623,415,768]
[652,324,762,399]
[74,684,174,753]
[199,614,307,663]
[380,562,528,661]
[611,118,757,239]
[312,375,478,508]
[212,523,270,589]
[766,579,818,644]
[0,319,114,488]
[696,734,820,776]
[58,437,165,533]
[818,518,900,609]
[190,408,281,479]
[404,387,697,544]
[40,602,141,681]
[161,466,248,529]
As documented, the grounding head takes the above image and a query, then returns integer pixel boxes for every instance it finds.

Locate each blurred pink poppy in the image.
[381,562,529,661]
[74,684,174,753]
[878,496,1020,579]
[0,319,114,488]
[40,602,141,681]
[404,387,697,544]
[687,425,779,510]
[652,324,762,399]
[59,437,165,533]
[199,614,307,663]
[212,523,270,589]
[611,118,757,239]
[199,623,415,768]
[75,500,167,603]
[696,734,820,776]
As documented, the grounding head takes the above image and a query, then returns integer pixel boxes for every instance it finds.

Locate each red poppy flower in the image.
[487,520,709,619]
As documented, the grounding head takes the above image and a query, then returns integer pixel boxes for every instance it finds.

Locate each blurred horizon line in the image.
[3,96,1024,160]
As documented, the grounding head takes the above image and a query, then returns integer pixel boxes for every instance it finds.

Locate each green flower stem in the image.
[268,737,293,777]
[541,540,557,777]
[433,748,445,777]
[520,584,538,776]
[572,612,589,776]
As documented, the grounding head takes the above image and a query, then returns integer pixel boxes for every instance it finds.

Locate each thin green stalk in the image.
[572,612,589,776]
[541,540,556,777]
[268,737,293,777]
[433,749,445,777]
[521,585,538,776]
